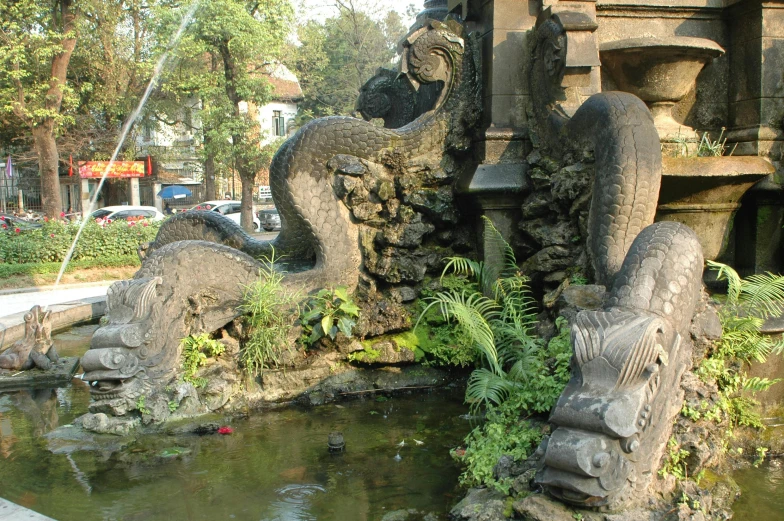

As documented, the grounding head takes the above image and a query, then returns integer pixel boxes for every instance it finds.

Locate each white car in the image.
[91,205,165,223]
[190,200,261,231]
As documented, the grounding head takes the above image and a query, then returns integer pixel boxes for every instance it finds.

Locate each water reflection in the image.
[0,379,471,521]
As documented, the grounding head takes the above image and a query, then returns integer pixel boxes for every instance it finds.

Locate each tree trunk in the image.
[37,0,77,218]
[33,123,62,216]
[240,173,255,232]
[203,134,216,200]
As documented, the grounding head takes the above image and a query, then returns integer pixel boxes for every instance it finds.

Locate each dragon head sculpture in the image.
[536,309,682,507]
[81,277,164,414]
[535,222,704,509]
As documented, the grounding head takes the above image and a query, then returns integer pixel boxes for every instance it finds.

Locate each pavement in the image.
[0,281,113,318]
[0,498,56,521]
[0,282,111,349]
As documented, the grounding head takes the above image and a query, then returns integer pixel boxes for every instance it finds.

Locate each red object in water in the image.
[218,426,234,435]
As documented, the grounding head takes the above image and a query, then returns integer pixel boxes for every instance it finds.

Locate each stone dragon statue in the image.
[528,11,705,509]
[0,305,58,371]
[82,17,480,415]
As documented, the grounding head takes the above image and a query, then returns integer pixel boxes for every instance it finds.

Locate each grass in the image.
[0,256,140,290]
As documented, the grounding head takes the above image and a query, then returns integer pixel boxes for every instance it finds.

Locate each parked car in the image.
[91,205,165,224]
[190,200,261,231]
[0,213,42,232]
[257,207,281,231]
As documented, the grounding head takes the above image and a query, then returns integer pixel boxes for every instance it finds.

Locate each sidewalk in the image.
[0,281,113,318]
[0,282,112,349]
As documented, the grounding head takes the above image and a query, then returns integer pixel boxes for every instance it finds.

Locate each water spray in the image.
[46,1,201,308]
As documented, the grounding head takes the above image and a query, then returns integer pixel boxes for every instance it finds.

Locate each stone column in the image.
[130,178,140,206]
[726,0,784,274]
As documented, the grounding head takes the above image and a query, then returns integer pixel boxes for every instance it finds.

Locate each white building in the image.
[136,63,303,206]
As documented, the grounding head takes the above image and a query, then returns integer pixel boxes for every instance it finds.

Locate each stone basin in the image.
[655,156,775,260]
[600,36,725,140]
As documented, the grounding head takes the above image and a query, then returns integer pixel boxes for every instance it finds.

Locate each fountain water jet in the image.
[47,1,201,300]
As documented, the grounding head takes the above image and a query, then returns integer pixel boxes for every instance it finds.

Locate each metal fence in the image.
[0,167,43,213]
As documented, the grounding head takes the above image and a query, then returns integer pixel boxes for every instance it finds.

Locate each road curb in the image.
[0,296,107,349]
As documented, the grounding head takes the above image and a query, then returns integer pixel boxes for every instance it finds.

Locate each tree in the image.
[0,0,79,217]
[290,0,407,121]
[155,0,293,230]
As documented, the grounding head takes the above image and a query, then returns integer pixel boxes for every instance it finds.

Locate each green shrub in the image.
[300,285,360,346]
[417,217,570,413]
[0,255,140,278]
[239,253,300,376]
[0,218,162,264]
[454,398,547,493]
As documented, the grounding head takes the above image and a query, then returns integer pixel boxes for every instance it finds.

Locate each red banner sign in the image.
[79,161,145,178]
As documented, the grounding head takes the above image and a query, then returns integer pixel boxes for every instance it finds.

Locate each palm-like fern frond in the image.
[419,290,502,374]
[466,368,516,413]
[708,260,742,306]
[740,272,784,319]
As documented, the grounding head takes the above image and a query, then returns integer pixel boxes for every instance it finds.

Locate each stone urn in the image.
[600,36,725,141]
[655,156,775,260]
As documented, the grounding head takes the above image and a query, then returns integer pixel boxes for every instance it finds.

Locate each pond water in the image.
[0,326,471,521]
[0,326,782,521]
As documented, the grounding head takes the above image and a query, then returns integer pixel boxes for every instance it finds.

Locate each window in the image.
[273,111,285,136]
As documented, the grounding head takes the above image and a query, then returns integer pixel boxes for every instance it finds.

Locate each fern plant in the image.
[696,262,784,431]
[417,217,569,413]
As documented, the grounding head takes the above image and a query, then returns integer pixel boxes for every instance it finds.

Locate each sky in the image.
[297,0,418,26]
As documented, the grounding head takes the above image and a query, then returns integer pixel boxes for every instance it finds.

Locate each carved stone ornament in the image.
[82,17,481,413]
[528,11,706,511]
[0,305,57,371]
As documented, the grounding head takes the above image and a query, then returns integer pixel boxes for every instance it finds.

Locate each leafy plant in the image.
[180,333,226,387]
[659,436,691,480]
[417,217,569,413]
[300,285,360,346]
[453,398,546,493]
[239,252,301,376]
[692,262,784,433]
[136,396,150,415]
[697,127,736,157]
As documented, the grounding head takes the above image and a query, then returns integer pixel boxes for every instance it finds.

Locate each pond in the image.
[0,325,472,521]
[0,326,782,521]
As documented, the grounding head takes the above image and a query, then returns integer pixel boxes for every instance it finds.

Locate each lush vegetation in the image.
[181,333,227,387]
[1,0,410,218]
[0,255,140,279]
[692,262,783,432]
[239,253,300,376]
[419,218,572,491]
[288,2,409,121]
[0,218,161,264]
[300,285,360,346]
